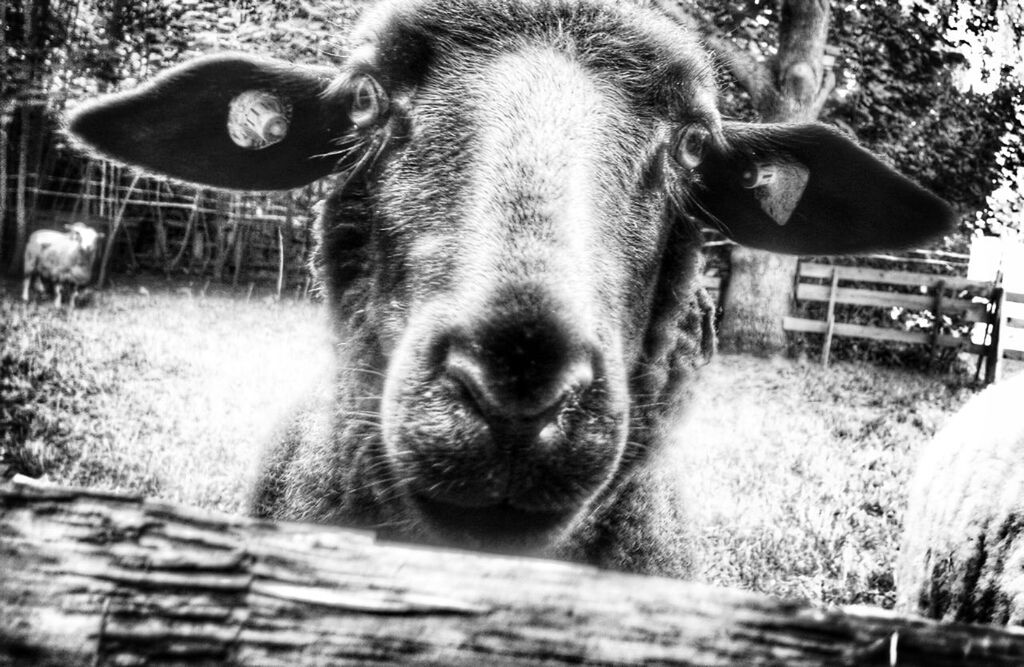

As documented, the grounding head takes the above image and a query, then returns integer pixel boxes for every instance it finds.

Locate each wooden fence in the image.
[6,475,1024,665]
[771,260,1024,382]
[990,287,1024,382]
[5,160,325,294]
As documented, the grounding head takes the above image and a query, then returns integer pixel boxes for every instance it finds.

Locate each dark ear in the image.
[67,54,353,191]
[693,122,955,255]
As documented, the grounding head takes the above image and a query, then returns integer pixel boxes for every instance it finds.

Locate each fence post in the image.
[987,287,1007,384]
[928,279,945,370]
[821,267,839,366]
[96,171,140,289]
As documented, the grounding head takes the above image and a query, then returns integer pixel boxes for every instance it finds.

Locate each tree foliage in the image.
[6,0,1014,226]
[828,1,1023,239]
[691,0,1024,243]
[1,0,371,108]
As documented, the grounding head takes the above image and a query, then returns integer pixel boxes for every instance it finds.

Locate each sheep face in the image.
[66,223,102,260]
[69,0,953,565]
[318,4,722,550]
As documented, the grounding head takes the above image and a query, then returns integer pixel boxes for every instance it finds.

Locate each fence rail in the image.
[993,289,1024,379]
[795,263,989,292]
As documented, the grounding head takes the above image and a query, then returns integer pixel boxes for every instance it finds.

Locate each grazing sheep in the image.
[67,0,952,577]
[897,372,1024,624]
[21,222,103,308]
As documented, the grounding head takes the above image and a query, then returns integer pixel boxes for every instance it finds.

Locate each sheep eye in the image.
[349,75,387,129]
[674,125,709,170]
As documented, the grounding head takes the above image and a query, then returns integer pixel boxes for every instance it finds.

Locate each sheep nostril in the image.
[444,351,497,416]
[444,349,593,423]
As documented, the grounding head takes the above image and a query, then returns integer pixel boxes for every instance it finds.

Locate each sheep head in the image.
[67,0,953,559]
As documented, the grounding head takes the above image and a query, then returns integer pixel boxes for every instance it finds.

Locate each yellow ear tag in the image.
[741,161,810,226]
[227,90,291,150]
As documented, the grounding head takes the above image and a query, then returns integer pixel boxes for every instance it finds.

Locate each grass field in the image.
[1,279,332,513]
[1,278,1002,609]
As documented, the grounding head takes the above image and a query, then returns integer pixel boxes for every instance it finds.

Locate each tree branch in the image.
[652,0,779,114]
[810,66,837,117]
[776,0,832,121]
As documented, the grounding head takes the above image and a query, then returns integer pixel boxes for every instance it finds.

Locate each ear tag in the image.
[227,90,291,150]
[741,161,810,226]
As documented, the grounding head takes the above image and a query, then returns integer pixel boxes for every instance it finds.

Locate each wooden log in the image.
[4,477,1024,666]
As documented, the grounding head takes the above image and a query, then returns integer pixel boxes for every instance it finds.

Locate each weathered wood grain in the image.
[3,476,1024,666]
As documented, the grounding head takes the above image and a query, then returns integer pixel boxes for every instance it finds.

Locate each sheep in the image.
[66,0,953,577]
[21,222,103,308]
[896,372,1024,624]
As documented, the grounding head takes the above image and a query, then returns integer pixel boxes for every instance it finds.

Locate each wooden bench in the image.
[783,262,994,366]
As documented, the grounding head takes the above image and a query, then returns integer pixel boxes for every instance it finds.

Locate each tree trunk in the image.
[717,0,831,354]
[718,0,833,354]
[27,106,48,222]
[718,248,799,353]
[0,104,12,269]
[13,103,28,275]
[4,477,1024,666]
[660,0,834,355]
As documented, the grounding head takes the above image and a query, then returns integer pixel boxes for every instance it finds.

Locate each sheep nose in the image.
[443,320,595,425]
[446,350,593,422]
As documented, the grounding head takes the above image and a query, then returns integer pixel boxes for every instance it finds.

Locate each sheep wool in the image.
[897,372,1024,624]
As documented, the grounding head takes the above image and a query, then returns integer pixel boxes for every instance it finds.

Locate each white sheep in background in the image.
[897,371,1024,624]
[21,222,103,308]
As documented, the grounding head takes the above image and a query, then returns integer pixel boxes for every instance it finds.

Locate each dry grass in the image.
[679,355,978,607]
[1,280,331,513]
[1,280,994,608]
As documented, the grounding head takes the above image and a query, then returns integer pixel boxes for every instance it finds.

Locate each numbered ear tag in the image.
[741,161,810,226]
[227,90,291,150]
